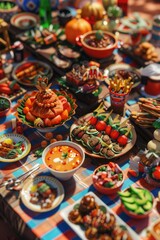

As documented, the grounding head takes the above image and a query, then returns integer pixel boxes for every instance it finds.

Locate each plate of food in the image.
[17,25,64,49]
[12,60,53,86]
[70,104,136,159]
[0,133,31,162]
[16,75,77,132]
[21,175,64,212]
[0,78,26,100]
[115,13,151,34]
[104,63,141,89]
[60,191,140,240]
[10,12,39,30]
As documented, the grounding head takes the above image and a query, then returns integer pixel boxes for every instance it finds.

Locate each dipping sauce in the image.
[45,145,82,171]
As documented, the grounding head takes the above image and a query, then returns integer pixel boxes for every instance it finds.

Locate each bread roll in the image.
[153,129,160,142]
[147,139,160,153]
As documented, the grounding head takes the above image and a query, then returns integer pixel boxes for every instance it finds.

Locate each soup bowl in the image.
[42,140,85,181]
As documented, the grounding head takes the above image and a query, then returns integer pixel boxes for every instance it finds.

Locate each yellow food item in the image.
[3,138,13,145]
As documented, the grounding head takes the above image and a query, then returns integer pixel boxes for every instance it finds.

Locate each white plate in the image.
[21,175,64,212]
[10,12,39,30]
[60,192,140,240]
[0,133,31,162]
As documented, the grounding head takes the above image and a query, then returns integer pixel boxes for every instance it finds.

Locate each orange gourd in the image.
[65,16,92,44]
[81,1,105,22]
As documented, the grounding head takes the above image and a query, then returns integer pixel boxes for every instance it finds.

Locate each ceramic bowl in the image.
[92,163,124,195]
[42,140,85,181]
[0,96,11,117]
[0,1,19,22]
[119,187,154,219]
[58,8,72,26]
[76,30,117,59]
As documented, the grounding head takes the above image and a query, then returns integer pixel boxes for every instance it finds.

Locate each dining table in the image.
[0,8,160,240]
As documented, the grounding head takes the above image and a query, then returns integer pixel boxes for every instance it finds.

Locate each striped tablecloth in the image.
[0,95,159,240]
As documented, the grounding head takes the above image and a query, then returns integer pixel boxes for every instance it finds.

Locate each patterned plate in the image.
[0,133,31,162]
[21,175,64,212]
[10,12,39,30]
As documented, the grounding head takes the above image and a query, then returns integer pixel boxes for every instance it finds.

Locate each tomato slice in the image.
[89,116,97,126]
[110,129,120,140]
[105,125,112,135]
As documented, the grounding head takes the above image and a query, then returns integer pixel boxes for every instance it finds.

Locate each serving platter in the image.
[70,112,137,159]
[104,63,141,89]
[0,133,31,162]
[21,175,64,212]
[17,25,65,49]
[115,14,151,34]
[12,60,53,86]
[10,12,39,30]
[0,77,26,100]
[60,191,140,240]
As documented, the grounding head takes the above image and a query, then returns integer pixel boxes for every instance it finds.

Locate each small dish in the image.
[150,219,160,240]
[10,12,39,30]
[58,8,72,26]
[92,162,124,195]
[119,186,154,219]
[21,175,64,212]
[0,77,26,100]
[12,60,53,86]
[0,133,31,162]
[104,63,141,88]
[0,96,11,117]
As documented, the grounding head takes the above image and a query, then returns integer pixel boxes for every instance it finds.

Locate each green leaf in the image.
[153,118,160,129]
[99,205,107,213]
[14,141,23,147]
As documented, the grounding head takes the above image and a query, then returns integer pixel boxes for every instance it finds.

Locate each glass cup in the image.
[109,87,129,116]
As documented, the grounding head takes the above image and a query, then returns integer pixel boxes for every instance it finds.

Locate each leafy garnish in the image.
[153,118,160,129]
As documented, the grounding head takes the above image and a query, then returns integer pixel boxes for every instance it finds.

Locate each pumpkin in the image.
[65,16,92,44]
[93,19,109,31]
[81,1,105,23]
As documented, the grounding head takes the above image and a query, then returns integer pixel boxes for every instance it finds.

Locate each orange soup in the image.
[45,145,82,171]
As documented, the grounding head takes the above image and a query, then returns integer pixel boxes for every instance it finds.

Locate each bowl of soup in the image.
[42,140,85,181]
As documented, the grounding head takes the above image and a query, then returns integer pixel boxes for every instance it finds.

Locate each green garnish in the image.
[62,152,68,159]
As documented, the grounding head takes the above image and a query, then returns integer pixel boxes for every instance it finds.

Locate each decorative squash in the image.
[81,1,105,23]
[102,0,118,11]
[93,19,109,31]
[65,16,92,44]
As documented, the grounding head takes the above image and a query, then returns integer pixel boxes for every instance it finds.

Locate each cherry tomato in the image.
[110,129,120,140]
[105,125,112,135]
[89,116,97,126]
[95,121,107,131]
[152,166,160,180]
[117,135,128,145]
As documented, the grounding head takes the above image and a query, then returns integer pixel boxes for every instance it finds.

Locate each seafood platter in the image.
[16,75,77,132]
[12,60,53,87]
[70,103,137,159]
[60,192,140,240]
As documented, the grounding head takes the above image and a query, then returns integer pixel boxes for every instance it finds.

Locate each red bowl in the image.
[92,163,124,195]
[0,96,11,117]
[76,30,117,59]
[120,187,155,219]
